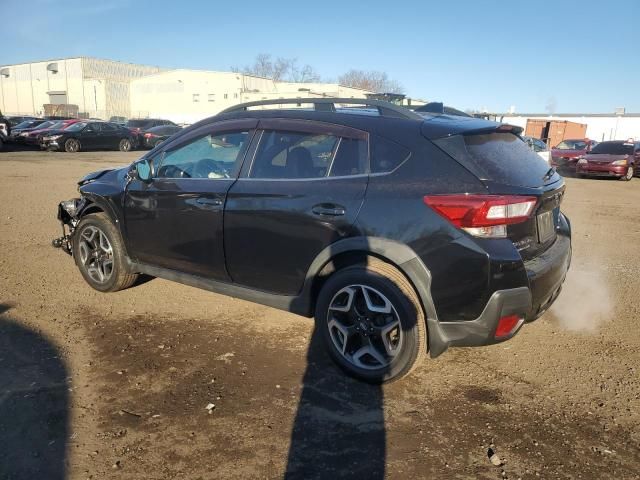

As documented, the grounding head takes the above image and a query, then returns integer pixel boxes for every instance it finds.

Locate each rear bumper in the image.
[434,287,531,348]
[524,232,571,320]
[425,213,571,357]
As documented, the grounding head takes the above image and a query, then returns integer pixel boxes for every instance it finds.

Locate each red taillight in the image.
[423,195,537,238]
[495,314,522,338]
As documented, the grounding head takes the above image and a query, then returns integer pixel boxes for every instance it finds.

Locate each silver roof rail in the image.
[219,97,423,120]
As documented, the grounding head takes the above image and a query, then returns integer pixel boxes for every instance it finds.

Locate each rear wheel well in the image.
[310,251,417,313]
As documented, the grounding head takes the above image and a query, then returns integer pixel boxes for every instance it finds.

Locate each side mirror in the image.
[135,159,152,182]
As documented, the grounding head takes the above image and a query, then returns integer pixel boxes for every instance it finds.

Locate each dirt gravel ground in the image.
[0,149,639,480]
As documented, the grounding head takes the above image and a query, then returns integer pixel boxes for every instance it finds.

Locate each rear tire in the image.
[72,213,138,292]
[315,258,427,383]
[64,138,80,153]
[119,138,132,152]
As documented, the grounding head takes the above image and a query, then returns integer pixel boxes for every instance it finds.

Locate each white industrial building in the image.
[129,70,373,124]
[0,57,162,119]
[0,57,375,124]
[496,113,640,142]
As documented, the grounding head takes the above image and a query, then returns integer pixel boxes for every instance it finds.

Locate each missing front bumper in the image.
[53,198,82,255]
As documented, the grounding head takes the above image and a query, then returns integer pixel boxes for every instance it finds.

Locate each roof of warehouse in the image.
[0,56,161,68]
[497,112,640,118]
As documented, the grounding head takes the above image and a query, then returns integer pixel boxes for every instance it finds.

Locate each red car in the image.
[24,119,83,146]
[551,139,597,165]
[576,140,640,181]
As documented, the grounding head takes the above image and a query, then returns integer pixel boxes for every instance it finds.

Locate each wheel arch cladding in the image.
[77,195,130,259]
[299,237,443,354]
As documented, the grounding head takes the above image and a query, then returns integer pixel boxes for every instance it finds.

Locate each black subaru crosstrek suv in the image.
[54,98,571,383]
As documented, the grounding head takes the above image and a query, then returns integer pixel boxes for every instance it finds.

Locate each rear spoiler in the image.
[420,114,523,140]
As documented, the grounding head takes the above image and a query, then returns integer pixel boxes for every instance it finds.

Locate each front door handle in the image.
[312,204,346,217]
[196,197,223,207]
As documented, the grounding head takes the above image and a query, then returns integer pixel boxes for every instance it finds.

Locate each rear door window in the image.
[250,130,367,179]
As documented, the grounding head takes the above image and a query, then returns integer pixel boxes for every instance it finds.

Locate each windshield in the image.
[65,122,88,132]
[555,140,587,150]
[14,120,37,129]
[35,121,55,130]
[590,142,634,155]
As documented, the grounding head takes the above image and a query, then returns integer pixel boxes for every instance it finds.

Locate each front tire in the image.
[64,138,80,153]
[119,138,132,152]
[72,213,138,292]
[315,258,427,383]
[621,165,634,181]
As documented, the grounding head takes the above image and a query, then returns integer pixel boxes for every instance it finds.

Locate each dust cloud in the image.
[549,266,613,332]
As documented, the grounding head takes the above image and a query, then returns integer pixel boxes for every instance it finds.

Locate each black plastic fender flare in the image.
[295,236,450,357]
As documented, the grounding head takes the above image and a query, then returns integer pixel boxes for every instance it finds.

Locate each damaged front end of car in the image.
[52,197,87,255]
[52,168,119,255]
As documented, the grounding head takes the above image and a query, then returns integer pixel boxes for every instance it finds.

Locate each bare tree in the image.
[338,69,403,93]
[235,54,320,83]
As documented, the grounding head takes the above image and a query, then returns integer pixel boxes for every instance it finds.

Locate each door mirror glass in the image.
[135,159,152,182]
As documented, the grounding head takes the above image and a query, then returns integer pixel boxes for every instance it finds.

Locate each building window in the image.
[224,93,228,99]
[208,94,215,102]
[193,94,200,103]
[234,93,238,99]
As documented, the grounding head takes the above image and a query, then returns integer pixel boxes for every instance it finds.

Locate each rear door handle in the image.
[196,197,223,207]
[312,204,346,217]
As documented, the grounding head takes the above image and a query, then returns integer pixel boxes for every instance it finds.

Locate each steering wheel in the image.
[193,158,230,179]
[158,164,191,178]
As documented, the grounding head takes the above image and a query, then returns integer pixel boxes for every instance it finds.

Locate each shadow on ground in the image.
[0,303,69,480]
[285,328,385,480]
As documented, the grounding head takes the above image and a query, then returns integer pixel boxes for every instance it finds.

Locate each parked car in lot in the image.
[7,115,39,127]
[42,121,134,152]
[140,125,183,149]
[23,119,83,146]
[12,120,55,143]
[109,116,127,125]
[522,136,551,163]
[10,119,47,135]
[53,98,571,383]
[576,140,640,180]
[551,138,597,165]
[126,118,177,147]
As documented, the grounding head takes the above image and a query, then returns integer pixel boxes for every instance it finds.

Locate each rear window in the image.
[435,132,556,187]
[590,142,633,155]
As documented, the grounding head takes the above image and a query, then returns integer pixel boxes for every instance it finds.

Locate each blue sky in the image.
[2,0,638,113]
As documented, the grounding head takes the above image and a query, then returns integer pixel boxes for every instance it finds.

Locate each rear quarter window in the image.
[370,135,411,173]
